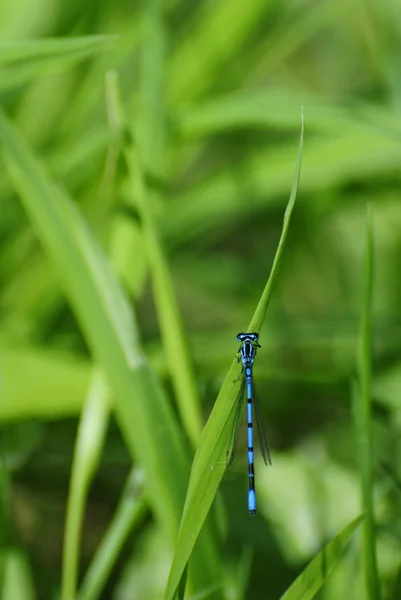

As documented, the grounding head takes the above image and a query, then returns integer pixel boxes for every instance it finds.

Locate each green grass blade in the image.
[176,566,188,600]
[249,108,304,333]
[175,91,361,138]
[140,0,166,169]
[168,0,272,103]
[279,514,364,600]
[61,372,110,600]
[164,126,399,249]
[78,470,147,600]
[106,71,203,447]
[0,36,119,91]
[164,111,304,600]
[0,36,119,64]
[0,106,182,536]
[0,110,220,595]
[352,205,381,600]
[126,142,203,447]
[137,0,203,442]
[1,550,36,600]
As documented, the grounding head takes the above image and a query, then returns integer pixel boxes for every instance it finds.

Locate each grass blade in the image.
[126,141,203,448]
[0,36,119,64]
[164,110,304,600]
[168,0,272,103]
[1,550,36,600]
[163,125,399,249]
[175,91,360,138]
[0,36,119,91]
[279,514,364,600]
[0,106,182,536]
[0,110,220,596]
[106,71,203,447]
[249,108,304,332]
[78,470,147,600]
[352,205,381,600]
[61,372,110,600]
[140,0,166,169]
[138,0,203,443]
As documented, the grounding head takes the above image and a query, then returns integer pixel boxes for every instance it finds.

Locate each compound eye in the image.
[236,333,245,341]
[250,332,259,341]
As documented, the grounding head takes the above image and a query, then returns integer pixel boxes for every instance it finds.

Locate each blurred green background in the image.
[1,0,401,599]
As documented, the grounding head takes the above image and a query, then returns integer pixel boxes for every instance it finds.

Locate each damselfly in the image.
[227,332,272,515]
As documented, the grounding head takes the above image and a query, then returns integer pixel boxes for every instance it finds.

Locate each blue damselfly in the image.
[227,332,272,515]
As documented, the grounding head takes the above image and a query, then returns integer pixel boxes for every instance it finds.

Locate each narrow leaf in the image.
[107,70,203,448]
[165,110,304,600]
[0,110,219,595]
[249,107,304,333]
[352,205,381,600]
[78,470,147,600]
[0,36,119,91]
[61,372,110,600]
[0,36,119,64]
[279,514,364,600]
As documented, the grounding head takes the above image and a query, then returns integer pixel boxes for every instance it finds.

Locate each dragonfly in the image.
[226,332,272,515]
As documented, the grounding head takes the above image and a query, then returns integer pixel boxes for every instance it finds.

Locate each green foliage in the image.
[165,110,303,600]
[352,208,380,600]
[0,1,400,599]
[62,372,111,600]
[279,514,364,600]
[78,469,147,600]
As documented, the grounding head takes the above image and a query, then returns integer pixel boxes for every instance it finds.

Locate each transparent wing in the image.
[252,379,272,466]
[226,377,246,466]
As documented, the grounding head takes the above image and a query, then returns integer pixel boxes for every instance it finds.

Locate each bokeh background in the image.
[1,0,401,599]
